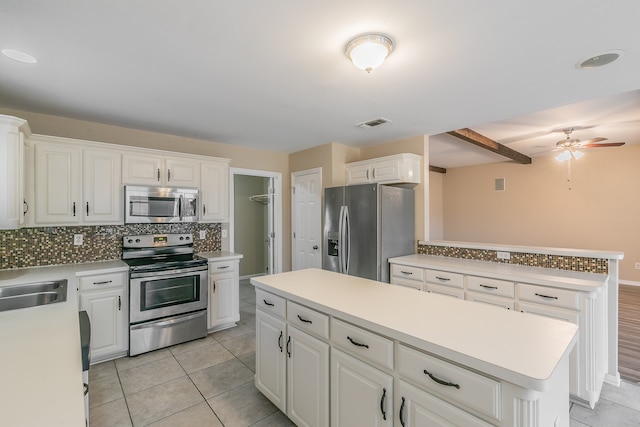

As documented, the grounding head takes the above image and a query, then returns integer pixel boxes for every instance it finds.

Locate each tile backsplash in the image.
[0,223,222,270]
[417,243,609,274]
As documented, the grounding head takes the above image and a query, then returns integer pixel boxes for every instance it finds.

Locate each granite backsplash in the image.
[0,223,222,270]
[417,243,609,274]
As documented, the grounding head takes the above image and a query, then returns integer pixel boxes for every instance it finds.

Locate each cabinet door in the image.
[397,380,493,427]
[255,310,286,412]
[83,149,122,224]
[370,159,401,183]
[122,153,163,185]
[33,142,81,224]
[345,164,372,185]
[331,348,393,427]
[0,123,25,229]
[287,325,330,427]
[165,156,200,187]
[200,161,229,222]
[209,274,238,329]
[79,288,126,361]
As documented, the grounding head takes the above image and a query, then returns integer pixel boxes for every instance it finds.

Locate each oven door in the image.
[129,265,208,323]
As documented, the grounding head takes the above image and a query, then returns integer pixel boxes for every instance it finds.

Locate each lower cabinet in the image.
[331,348,393,427]
[208,259,240,331]
[255,308,330,427]
[77,271,128,362]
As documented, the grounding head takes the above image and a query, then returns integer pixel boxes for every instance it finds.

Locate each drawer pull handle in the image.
[535,292,558,300]
[347,336,369,348]
[217,266,230,269]
[118,295,121,311]
[479,284,498,290]
[278,331,283,352]
[286,336,291,358]
[263,299,275,307]
[297,315,312,324]
[435,276,450,281]
[380,387,387,420]
[399,397,406,427]
[93,280,113,285]
[423,369,460,389]
[400,270,413,275]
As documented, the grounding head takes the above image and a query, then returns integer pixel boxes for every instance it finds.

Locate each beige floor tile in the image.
[89,360,117,382]
[89,397,132,427]
[115,348,173,372]
[210,324,254,342]
[250,410,297,426]
[119,356,186,396]
[147,402,223,427]
[169,335,218,356]
[207,381,278,427]
[190,358,255,399]
[218,331,256,358]
[126,376,204,426]
[173,341,235,374]
[90,369,124,408]
[238,352,256,373]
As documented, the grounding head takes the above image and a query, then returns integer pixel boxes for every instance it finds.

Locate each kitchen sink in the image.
[0,280,67,312]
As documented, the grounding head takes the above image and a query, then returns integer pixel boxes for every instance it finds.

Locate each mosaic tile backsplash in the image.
[417,244,609,274]
[0,223,222,270]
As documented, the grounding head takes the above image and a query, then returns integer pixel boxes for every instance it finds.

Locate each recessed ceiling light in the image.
[2,48,38,64]
[576,50,623,69]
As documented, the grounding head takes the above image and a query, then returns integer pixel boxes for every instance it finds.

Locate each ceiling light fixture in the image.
[555,147,583,161]
[576,50,623,69]
[1,48,38,64]
[345,34,393,73]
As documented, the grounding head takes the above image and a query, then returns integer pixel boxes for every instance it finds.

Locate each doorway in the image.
[230,168,282,279]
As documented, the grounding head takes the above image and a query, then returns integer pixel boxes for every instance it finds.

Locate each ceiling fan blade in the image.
[579,137,608,145]
[583,142,626,148]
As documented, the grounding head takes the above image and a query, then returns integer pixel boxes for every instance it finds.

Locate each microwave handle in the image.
[179,195,183,221]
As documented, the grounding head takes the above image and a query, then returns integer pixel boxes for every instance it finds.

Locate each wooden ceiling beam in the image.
[447,128,532,164]
[429,165,446,174]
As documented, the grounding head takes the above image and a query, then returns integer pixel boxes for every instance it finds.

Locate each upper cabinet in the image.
[345,153,422,185]
[0,115,30,229]
[200,160,230,222]
[122,152,200,187]
[29,136,123,226]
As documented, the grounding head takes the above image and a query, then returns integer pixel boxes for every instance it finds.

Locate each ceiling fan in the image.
[553,128,625,161]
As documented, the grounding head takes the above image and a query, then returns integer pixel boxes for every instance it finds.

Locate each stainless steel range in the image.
[123,233,208,356]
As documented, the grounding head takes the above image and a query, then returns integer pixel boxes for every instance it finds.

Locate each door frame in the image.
[230,167,283,275]
[291,167,323,271]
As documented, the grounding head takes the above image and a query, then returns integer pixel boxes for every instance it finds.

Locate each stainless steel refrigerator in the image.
[323,183,415,283]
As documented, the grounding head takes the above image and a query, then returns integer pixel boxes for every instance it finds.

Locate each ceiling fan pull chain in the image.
[567,158,572,191]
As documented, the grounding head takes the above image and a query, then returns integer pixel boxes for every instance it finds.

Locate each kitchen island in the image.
[252,268,578,427]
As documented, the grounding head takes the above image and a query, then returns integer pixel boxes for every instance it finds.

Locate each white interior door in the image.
[292,168,322,270]
[267,178,276,275]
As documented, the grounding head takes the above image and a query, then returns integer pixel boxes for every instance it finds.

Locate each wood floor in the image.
[619,284,640,383]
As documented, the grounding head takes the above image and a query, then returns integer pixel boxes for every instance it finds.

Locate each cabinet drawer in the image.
[392,278,424,291]
[465,291,514,310]
[391,264,424,281]
[287,301,329,340]
[425,283,464,299]
[517,283,579,310]
[209,260,236,274]
[256,289,286,319]
[331,318,393,371]
[78,272,126,292]
[425,269,463,288]
[397,344,501,421]
[466,276,514,298]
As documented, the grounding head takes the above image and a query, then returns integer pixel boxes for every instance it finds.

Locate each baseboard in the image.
[604,372,621,387]
[619,279,640,287]
[240,273,266,281]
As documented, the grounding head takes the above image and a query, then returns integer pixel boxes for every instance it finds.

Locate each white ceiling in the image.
[1,1,639,168]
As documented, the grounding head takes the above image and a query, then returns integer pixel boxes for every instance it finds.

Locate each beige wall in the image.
[1,107,292,271]
[289,142,360,187]
[429,171,444,240]
[442,145,640,282]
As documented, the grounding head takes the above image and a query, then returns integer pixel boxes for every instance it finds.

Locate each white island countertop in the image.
[0,260,128,427]
[252,268,578,392]
[197,251,243,261]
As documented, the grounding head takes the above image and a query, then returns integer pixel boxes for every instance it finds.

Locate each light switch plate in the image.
[199,230,206,240]
[497,251,511,260]
[222,229,228,238]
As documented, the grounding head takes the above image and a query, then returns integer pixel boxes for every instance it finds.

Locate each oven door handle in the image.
[130,264,208,279]
[130,311,204,330]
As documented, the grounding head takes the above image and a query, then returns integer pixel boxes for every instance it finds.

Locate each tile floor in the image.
[90,279,640,426]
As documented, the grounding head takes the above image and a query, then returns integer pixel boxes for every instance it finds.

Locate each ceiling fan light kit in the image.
[553,127,624,161]
[345,34,393,73]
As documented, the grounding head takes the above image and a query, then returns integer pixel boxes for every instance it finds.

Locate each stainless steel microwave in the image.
[124,186,199,223]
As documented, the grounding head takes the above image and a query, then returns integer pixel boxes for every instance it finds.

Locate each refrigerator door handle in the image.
[338,205,345,273]
[344,206,351,275]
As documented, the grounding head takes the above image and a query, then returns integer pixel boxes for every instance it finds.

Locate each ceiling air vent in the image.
[357,117,391,128]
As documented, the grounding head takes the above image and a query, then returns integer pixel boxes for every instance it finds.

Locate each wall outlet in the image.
[497,251,511,260]
[635,262,640,270]
[73,234,83,246]
[222,229,228,238]
[199,230,206,240]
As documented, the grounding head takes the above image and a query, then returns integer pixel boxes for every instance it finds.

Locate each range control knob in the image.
[179,236,184,241]
[127,239,133,243]
[135,239,140,243]
[185,236,190,240]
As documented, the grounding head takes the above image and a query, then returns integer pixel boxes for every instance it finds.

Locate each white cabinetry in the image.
[256,307,287,411]
[200,160,229,222]
[122,152,200,187]
[0,115,29,229]
[77,271,128,362]
[345,153,422,185]
[208,259,240,331]
[30,136,122,226]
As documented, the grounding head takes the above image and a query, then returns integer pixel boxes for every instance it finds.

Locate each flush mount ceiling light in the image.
[1,48,38,64]
[345,34,393,73]
[576,50,623,69]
